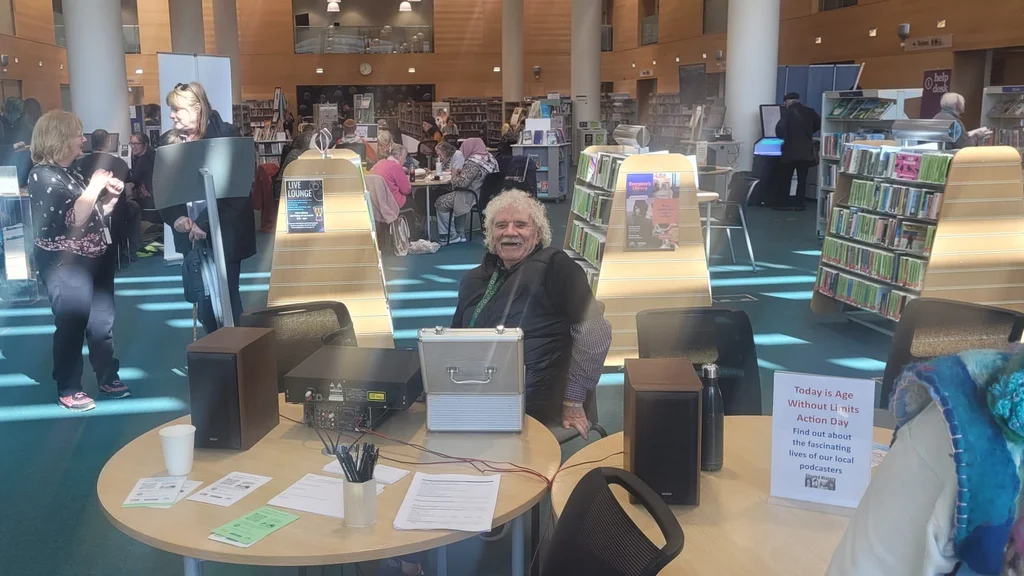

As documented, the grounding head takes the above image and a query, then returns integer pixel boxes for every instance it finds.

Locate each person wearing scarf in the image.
[421,117,443,145]
[435,138,498,245]
[827,349,1024,576]
[436,141,465,174]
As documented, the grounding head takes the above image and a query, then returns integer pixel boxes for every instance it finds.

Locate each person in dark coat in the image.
[773,92,821,211]
[158,81,256,334]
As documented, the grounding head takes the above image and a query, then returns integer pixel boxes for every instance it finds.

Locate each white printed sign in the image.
[770,372,875,510]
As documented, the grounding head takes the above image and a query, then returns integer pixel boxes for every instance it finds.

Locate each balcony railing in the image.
[640,14,658,46]
[601,25,613,52]
[54,24,141,54]
[295,25,433,55]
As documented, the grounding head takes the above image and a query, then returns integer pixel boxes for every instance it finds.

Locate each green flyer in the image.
[211,506,299,546]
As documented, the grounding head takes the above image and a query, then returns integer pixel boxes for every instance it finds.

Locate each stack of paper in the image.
[393,473,501,533]
[122,477,202,509]
[208,506,299,548]
[268,473,384,519]
[187,472,272,507]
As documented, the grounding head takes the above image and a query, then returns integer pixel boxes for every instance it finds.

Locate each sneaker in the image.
[99,380,132,399]
[58,392,96,412]
[445,235,467,245]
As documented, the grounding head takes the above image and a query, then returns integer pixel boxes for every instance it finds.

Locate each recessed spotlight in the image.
[631,61,636,68]
[12,57,17,63]
[135,68,143,74]
[59,63,63,70]
[937,19,946,28]
[702,53,707,59]
[493,66,500,72]
[408,67,416,73]
[675,56,680,63]
[316,67,323,74]
[868,28,877,37]
[652,60,657,66]
[815,37,822,44]
[38,60,42,67]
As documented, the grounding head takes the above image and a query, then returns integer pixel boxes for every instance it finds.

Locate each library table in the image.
[98,399,560,576]
[411,173,452,240]
[551,416,892,575]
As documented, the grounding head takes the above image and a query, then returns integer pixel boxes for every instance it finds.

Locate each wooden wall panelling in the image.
[137,0,172,54]
[235,0,292,55]
[0,35,66,111]
[612,0,638,52]
[657,0,702,44]
[524,0,570,55]
[433,0,497,55]
[780,0,813,21]
[13,0,55,44]
[952,50,985,130]
[203,0,216,54]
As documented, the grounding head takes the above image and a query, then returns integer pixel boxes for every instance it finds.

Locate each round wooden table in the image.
[550,416,891,575]
[98,400,561,575]
[411,174,452,240]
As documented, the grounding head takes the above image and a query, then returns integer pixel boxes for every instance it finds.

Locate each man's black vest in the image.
[453,246,571,422]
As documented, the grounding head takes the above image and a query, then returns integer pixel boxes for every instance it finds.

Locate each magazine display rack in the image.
[567,146,712,365]
[811,143,1024,330]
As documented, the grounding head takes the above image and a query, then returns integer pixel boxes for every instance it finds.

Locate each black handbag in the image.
[181,243,206,304]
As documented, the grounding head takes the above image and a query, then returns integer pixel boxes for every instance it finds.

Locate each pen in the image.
[357,443,371,482]
[335,451,353,482]
[340,446,359,482]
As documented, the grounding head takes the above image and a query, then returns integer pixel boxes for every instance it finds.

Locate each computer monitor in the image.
[355,124,378,140]
[760,105,782,139]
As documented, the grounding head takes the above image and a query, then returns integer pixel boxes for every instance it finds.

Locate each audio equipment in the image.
[624,358,703,506]
[186,327,279,450]
[302,401,390,432]
[284,346,423,411]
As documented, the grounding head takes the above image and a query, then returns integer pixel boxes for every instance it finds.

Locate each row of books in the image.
[987,99,1024,118]
[848,179,944,220]
[992,127,1024,150]
[571,185,614,226]
[841,144,953,184]
[821,132,889,159]
[577,152,627,191]
[816,268,915,321]
[520,129,566,145]
[253,126,287,142]
[822,237,928,290]
[257,142,285,155]
[827,98,895,120]
[567,221,606,268]
[571,259,600,292]
[821,163,837,189]
[830,207,936,254]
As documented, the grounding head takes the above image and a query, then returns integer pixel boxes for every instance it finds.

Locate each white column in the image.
[63,0,130,138]
[724,0,780,170]
[502,0,524,103]
[571,0,601,123]
[169,0,206,54]
[212,0,241,103]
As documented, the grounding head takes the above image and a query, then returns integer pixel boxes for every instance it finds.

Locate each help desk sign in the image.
[769,372,875,510]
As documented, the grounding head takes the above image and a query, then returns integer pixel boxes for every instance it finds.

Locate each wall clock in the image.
[359,63,372,76]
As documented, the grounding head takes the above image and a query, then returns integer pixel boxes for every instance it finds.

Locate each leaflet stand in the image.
[152,137,255,328]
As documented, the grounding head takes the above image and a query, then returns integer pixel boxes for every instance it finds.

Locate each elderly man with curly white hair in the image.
[451,188,612,438]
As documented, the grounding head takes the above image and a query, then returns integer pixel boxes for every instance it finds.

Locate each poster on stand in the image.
[769,371,875,511]
[920,69,952,119]
[625,172,680,251]
[285,179,326,233]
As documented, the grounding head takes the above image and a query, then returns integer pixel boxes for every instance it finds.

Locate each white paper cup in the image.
[344,479,378,528]
[159,424,196,476]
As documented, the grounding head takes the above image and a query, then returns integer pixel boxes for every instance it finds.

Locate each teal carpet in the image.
[0,200,890,575]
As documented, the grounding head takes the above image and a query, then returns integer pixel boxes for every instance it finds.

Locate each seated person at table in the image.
[435,141,464,174]
[422,117,444,145]
[452,189,611,435]
[442,117,459,137]
[335,118,376,163]
[827,349,1024,576]
[435,138,498,244]
[370,145,413,209]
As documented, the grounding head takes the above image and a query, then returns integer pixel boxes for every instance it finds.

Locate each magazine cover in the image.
[625,172,680,251]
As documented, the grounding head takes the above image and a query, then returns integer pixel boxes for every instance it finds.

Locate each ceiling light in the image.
[868,28,877,37]
[13,57,17,63]
[135,68,143,74]
[815,37,822,44]
[316,67,324,74]
[399,1,412,11]
[675,56,680,63]
[408,67,416,73]
[631,61,636,68]
[937,19,946,28]
[38,60,42,67]
[327,3,339,12]
[702,53,707,59]
[652,60,656,66]
[493,66,500,72]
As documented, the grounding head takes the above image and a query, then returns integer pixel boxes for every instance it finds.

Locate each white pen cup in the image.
[159,424,196,476]
[343,479,378,528]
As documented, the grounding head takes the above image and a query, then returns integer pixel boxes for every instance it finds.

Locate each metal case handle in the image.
[446,366,497,385]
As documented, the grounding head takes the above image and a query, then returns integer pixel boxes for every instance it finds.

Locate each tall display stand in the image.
[512,142,570,201]
[981,86,1024,154]
[811,143,1024,333]
[568,146,712,365]
[817,89,923,238]
[267,149,394,349]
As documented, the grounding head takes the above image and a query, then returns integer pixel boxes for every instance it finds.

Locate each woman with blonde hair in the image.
[158,81,256,333]
[29,110,129,411]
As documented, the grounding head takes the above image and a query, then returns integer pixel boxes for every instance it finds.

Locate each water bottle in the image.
[701,363,724,472]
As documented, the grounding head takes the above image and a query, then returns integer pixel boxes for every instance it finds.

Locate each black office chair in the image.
[446,171,505,244]
[636,307,762,415]
[878,298,1024,408]
[239,301,357,392]
[335,141,367,164]
[542,467,684,576]
[500,155,538,197]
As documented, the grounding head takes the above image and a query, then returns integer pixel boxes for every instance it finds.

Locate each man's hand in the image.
[562,402,590,440]
[174,216,194,233]
[189,226,207,242]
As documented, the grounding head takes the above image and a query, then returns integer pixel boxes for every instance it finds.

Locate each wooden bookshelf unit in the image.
[811,143,1024,328]
[568,146,712,365]
[267,149,394,349]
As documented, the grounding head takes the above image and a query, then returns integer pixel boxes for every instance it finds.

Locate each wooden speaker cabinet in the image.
[624,357,703,505]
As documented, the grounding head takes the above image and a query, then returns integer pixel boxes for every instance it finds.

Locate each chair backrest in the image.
[336,141,367,163]
[542,467,684,576]
[879,298,1024,408]
[636,307,762,415]
[478,171,506,211]
[364,173,400,224]
[239,301,357,391]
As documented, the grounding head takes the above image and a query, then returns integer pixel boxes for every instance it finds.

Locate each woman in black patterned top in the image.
[29,110,129,412]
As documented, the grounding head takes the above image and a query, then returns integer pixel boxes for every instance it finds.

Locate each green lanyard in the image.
[469,269,507,328]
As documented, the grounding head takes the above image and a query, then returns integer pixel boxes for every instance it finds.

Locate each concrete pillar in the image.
[169,0,206,54]
[63,0,130,138]
[571,0,601,123]
[502,0,524,104]
[212,0,241,103]
[724,0,780,170]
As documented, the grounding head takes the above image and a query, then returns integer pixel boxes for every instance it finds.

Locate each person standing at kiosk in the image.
[773,92,820,211]
[158,82,256,333]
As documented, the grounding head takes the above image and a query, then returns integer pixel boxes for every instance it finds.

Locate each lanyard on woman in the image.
[469,269,507,328]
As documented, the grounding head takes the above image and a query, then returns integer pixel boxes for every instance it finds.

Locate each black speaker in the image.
[186,327,279,450]
[624,358,703,506]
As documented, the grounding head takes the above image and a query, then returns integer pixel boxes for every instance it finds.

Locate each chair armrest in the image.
[600,467,685,556]
[452,186,480,203]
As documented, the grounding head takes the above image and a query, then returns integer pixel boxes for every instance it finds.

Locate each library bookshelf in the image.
[811,143,1024,329]
[568,146,712,366]
[267,149,394,349]
[817,89,922,238]
[981,86,1024,155]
